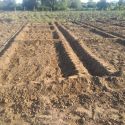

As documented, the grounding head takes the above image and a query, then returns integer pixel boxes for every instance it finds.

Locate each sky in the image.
[16,0,22,3]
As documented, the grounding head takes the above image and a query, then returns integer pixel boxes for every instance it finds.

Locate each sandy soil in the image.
[0,22,125,125]
[0,19,23,48]
[64,22,125,72]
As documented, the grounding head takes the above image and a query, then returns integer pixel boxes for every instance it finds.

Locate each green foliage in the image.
[87,0,96,9]
[0,0,125,11]
[118,0,125,10]
[57,0,68,10]
[97,0,108,10]
[41,0,57,10]
[118,0,124,6]
[16,3,23,10]
[69,0,82,10]
[23,0,38,10]
[0,0,16,10]
[40,0,82,10]
[40,0,68,10]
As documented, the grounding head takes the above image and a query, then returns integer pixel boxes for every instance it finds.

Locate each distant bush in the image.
[0,0,16,11]
[97,0,108,10]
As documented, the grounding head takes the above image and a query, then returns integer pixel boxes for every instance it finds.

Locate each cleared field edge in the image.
[56,22,118,77]
[52,23,90,77]
[0,22,27,56]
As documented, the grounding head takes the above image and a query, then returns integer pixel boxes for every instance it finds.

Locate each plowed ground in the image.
[0,23,125,125]
[0,19,22,48]
[64,22,125,72]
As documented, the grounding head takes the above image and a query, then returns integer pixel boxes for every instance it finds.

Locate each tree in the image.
[69,0,82,9]
[118,0,124,6]
[23,0,38,10]
[0,1,4,10]
[54,0,68,10]
[40,0,68,10]
[2,0,16,10]
[87,0,96,8]
[58,0,68,10]
[97,0,108,10]
[118,0,125,9]
[41,0,57,10]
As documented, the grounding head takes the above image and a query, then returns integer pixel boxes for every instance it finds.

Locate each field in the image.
[0,11,125,125]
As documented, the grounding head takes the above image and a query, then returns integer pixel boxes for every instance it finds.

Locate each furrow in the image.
[53,23,90,77]
[56,22,118,77]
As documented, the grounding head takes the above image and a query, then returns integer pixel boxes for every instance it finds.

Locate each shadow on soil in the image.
[55,42,78,77]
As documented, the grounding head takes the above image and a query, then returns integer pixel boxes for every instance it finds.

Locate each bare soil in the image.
[64,22,125,73]
[0,21,125,125]
[0,20,23,48]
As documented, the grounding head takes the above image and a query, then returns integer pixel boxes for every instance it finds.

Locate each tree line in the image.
[0,0,125,11]
[84,0,125,10]
[0,0,82,10]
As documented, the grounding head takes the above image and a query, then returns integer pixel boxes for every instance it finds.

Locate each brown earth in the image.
[64,22,125,73]
[0,20,23,48]
[0,22,125,125]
